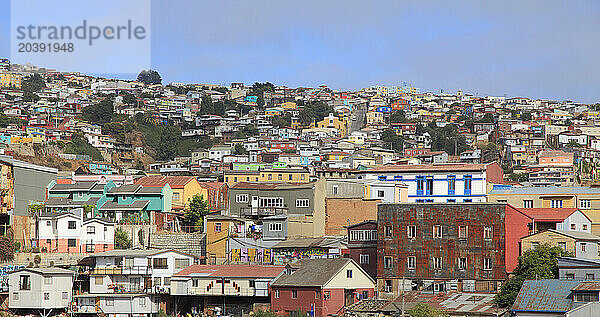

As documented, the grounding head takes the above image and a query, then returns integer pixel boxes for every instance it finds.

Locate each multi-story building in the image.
[171,264,285,315]
[135,176,202,212]
[223,167,310,186]
[75,249,197,316]
[377,203,511,297]
[8,268,74,315]
[0,72,22,89]
[35,209,115,253]
[521,229,600,260]
[347,220,377,278]
[270,258,375,317]
[355,163,503,203]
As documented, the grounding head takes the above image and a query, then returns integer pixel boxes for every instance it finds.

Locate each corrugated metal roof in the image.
[511,279,580,312]
[490,186,600,195]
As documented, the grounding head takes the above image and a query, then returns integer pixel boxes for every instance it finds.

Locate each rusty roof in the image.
[572,281,600,291]
[173,264,284,278]
[511,279,580,313]
[383,291,503,316]
[134,176,196,189]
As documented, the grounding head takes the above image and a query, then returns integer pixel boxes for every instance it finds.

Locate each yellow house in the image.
[322,151,350,162]
[265,107,284,116]
[316,113,348,137]
[224,168,310,186]
[0,72,21,89]
[135,176,202,211]
[205,214,245,264]
[279,101,297,110]
[25,127,46,144]
[520,229,600,258]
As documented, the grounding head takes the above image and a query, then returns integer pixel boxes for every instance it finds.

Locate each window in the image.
[586,274,595,280]
[192,279,199,287]
[315,290,321,299]
[236,194,249,203]
[362,291,369,299]
[384,256,392,269]
[551,200,563,208]
[426,177,433,196]
[464,175,472,195]
[575,292,598,302]
[523,200,533,208]
[447,199,456,202]
[12,292,18,300]
[301,174,306,180]
[332,185,338,195]
[46,220,51,226]
[268,174,272,180]
[139,297,146,307]
[458,226,468,239]
[62,292,68,300]
[105,298,114,306]
[458,258,467,270]
[87,226,95,234]
[377,190,385,198]
[44,293,50,300]
[19,275,30,290]
[95,276,103,285]
[566,273,575,279]
[483,258,493,270]
[154,277,161,286]
[259,197,284,208]
[44,276,52,285]
[296,199,310,208]
[152,258,168,269]
[384,280,392,293]
[531,242,540,249]
[214,223,222,232]
[407,225,416,239]
[269,223,283,232]
[407,256,416,269]
[584,224,588,231]
[384,225,392,237]
[484,226,493,239]
[360,254,370,264]
[448,175,456,195]
[464,199,472,203]
[175,259,190,270]
[324,291,331,299]
[581,199,591,209]
[571,224,576,230]
[68,239,76,247]
[433,225,442,238]
[275,290,280,298]
[249,280,255,288]
[291,290,297,299]
[558,242,567,250]
[581,243,587,252]
[433,257,442,269]
[173,193,180,201]
[277,174,282,181]
[289,174,293,181]
[68,221,76,229]
[416,176,425,196]
[346,269,353,278]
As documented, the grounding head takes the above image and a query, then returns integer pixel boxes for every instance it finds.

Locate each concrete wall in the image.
[324,198,378,235]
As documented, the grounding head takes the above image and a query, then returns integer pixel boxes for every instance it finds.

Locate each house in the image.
[8,268,74,315]
[224,167,310,186]
[511,280,595,316]
[559,257,600,280]
[204,214,246,264]
[170,264,285,316]
[134,176,202,212]
[521,230,600,259]
[377,203,512,297]
[76,249,197,316]
[270,258,375,317]
[198,181,228,212]
[355,163,503,203]
[209,145,233,162]
[316,114,348,137]
[347,221,377,278]
[35,210,115,253]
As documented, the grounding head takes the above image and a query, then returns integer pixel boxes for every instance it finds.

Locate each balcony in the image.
[91,266,152,275]
[108,283,145,293]
[188,287,257,297]
[240,207,287,217]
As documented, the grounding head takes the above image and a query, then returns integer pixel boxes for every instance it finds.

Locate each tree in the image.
[495,244,571,308]
[233,143,248,155]
[200,95,215,115]
[407,303,448,317]
[390,110,409,123]
[184,194,209,231]
[64,133,104,161]
[114,228,132,249]
[82,96,115,124]
[566,140,582,147]
[381,129,404,152]
[21,73,46,93]
[120,92,137,105]
[298,101,334,126]
[137,69,162,85]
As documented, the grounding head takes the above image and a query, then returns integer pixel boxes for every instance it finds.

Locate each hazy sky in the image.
[1,0,600,103]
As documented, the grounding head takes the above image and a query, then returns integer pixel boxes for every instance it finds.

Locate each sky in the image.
[2,0,600,103]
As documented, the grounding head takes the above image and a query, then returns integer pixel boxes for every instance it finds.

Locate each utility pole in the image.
[401,276,405,317]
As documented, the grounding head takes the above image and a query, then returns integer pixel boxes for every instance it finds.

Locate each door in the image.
[251,196,259,215]
[344,289,355,306]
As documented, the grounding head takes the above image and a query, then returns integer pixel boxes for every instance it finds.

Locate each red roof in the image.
[173,264,285,278]
[198,181,225,190]
[134,176,196,189]
[519,208,579,222]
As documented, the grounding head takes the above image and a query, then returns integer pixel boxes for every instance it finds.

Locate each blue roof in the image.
[511,279,581,313]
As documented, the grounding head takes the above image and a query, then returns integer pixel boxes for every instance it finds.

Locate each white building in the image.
[209,145,233,162]
[9,268,74,314]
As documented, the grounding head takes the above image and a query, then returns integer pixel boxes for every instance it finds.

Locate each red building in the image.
[198,181,228,212]
[347,220,377,278]
[271,258,375,317]
[377,203,514,297]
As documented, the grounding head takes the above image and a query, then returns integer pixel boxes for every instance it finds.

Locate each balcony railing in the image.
[239,207,287,217]
[188,287,257,297]
[108,283,145,293]
[91,266,152,275]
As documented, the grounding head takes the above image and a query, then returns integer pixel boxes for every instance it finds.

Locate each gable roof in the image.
[271,258,354,287]
[519,208,581,222]
[134,176,196,189]
[512,279,580,313]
